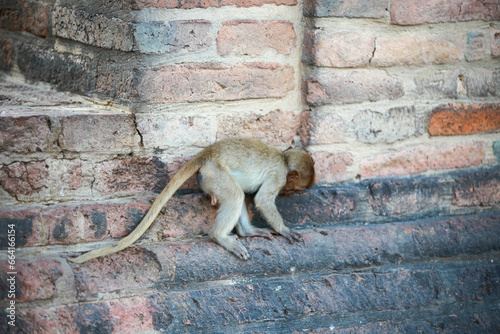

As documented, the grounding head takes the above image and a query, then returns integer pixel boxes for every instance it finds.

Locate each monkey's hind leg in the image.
[236,202,274,240]
[200,165,250,260]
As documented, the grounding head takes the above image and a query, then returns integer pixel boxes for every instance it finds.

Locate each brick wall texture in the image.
[1,0,499,333]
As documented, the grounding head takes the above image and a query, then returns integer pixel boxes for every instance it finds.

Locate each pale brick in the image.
[218,20,296,56]
[135,20,212,54]
[391,0,500,25]
[299,111,347,145]
[359,142,485,178]
[136,114,212,149]
[58,114,140,152]
[312,151,353,183]
[464,68,500,97]
[216,110,300,145]
[303,29,375,67]
[53,7,134,51]
[306,69,404,105]
[132,0,297,9]
[304,0,387,18]
[353,106,422,144]
[491,26,500,57]
[372,33,465,67]
[414,69,460,98]
[138,63,294,103]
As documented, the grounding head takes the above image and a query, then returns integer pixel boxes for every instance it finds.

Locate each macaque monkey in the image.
[70,138,315,263]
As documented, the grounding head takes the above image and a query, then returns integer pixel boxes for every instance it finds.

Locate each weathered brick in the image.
[0,115,52,153]
[53,7,134,51]
[429,103,500,136]
[58,114,140,152]
[491,26,500,57]
[0,207,43,248]
[18,295,172,333]
[132,0,297,9]
[465,32,485,61]
[0,0,50,37]
[352,106,422,144]
[371,33,465,67]
[359,142,485,178]
[216,110,300,145]
[17,44,96,95]
[306,69,404,105]
[94,157,169,196]
[391,0,500,25]
[464,68,499,97]
[135,20,212,54]
[217,20,296,56]
[0,38,13,69]
[136,113,212,149]
[276,186,359,225]
[494,140,500,160]
[367,177,443,216]
[138,63,294,103]
[453,170,500,207]
[303,29,375,67]
[304,0,387,18]
[96,60,136,100]
[0,259,62,302]
[72,248,161,296]
[299,110,347,145]
[1,161,49,198]
[414,69,460,98]
[311,151,353,183]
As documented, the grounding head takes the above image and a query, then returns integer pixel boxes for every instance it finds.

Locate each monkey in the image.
[69,137,315,263]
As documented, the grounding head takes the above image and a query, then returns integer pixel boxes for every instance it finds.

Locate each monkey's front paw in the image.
[280,230,302,244]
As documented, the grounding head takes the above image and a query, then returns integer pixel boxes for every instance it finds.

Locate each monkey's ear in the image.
[287,170,300,181]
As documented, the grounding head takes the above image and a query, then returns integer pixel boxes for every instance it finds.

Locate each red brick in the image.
[312,151,353,183]
[360,142,485,178]
[1,161,49,198]
[491,26,500,57]
[58,114,140,152]
[306,69,404,105]
[138,63,294,103]
[0,38,13,69]
[429,103,500,136]
[0,115,52,153]
[0,207,43,247]
[299,110,347,145]
[18,295,171,333]
[53,7,134,51]
[94,157,169,196]
[132,0,297,9]
[0,0,50,37]
[0,259,62,301]
[391,0,500,25]
[372,33,465,67]
[217,20,296,56]
[72,248,161,296]
[303,29,375,67]
[216,110,301,145]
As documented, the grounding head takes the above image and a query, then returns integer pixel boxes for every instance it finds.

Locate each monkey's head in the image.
[281,149,315,196]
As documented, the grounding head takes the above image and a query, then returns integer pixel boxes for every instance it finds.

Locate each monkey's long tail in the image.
[69,157,203,264]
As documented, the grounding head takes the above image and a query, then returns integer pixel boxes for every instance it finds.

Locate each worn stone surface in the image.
[453,169,500,207]
[299,110,347,145]
[132,0,297,9]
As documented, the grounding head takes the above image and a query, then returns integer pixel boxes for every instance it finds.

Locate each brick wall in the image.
[1,0,499,332]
